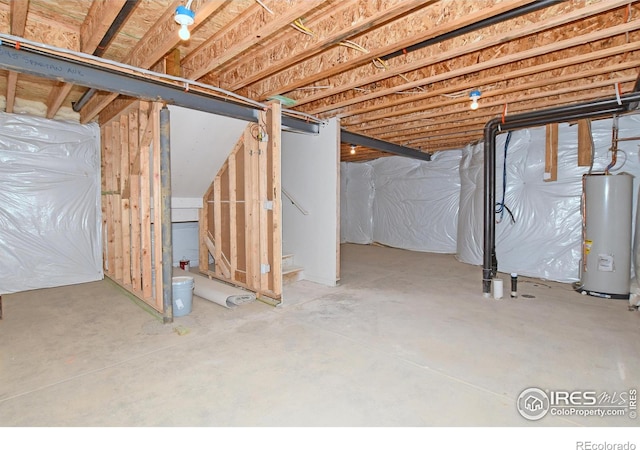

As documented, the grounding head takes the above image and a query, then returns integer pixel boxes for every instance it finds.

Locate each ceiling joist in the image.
[0,0,638,161]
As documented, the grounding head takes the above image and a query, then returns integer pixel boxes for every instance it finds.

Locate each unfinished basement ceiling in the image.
[0,0,639,162]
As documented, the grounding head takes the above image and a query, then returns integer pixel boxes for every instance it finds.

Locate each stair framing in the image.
[199,102,283,301]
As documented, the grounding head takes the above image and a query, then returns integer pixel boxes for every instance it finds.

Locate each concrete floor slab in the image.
[1,244,638,430]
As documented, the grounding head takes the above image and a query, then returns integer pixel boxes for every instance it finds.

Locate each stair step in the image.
[283,265,303,275]
[283,265,303,284]
[282,253,295,268]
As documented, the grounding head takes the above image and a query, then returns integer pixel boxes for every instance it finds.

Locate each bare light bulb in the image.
[179,24,191,40]
[350,145,356,155]
[175,4,195,41]
[469,89,481,110]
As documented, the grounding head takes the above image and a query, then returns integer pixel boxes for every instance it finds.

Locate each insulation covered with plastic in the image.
[371,153,461,253]
[0,112,102,294]
[340,161,374,244]
[457,115,640,283]
[341,152,461,253]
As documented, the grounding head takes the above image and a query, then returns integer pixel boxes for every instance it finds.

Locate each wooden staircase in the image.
[282,253,304,285]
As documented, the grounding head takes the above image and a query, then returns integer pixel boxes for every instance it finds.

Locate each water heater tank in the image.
[579,173,633,299]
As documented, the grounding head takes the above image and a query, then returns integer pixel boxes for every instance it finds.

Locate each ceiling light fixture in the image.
[469,89,481,110]
[350,145,356,155]
[175,1,195,41]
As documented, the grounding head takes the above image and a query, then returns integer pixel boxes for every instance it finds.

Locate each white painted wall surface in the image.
[168,105,247,222]
[282,118,340,286]
[172,221,199,268]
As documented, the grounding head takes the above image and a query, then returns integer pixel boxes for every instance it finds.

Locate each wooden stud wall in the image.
[101,100,165,313]
[200,103,283,301]
[577,119,593,167]
[545,123,559,182]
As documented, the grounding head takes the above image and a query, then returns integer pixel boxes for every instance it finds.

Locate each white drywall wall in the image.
[172,221,199,268]
[168,105,248,222]
[282,118,340,286]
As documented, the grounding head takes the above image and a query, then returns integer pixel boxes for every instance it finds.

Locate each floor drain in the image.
[521,294,536,299]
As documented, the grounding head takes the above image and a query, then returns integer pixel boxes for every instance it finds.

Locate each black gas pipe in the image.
[482,91,640,296]
[72,0,140,112]
[380,0,565,61]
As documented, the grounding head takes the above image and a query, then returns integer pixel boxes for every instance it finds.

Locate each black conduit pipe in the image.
[72,0,140,112]
[381,0,564,61]
[482,91,640,296]
[94,0,140,58]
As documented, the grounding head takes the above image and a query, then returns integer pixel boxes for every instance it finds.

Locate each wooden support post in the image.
[111,121,124,282]
[103,124,116,275]
[213,175,223,278]
[151,103,164,309]
[139,103,153,300]
[209,175,222,276]
[266,101,282,297]
[129,108,142,294]
[545,123,558,182]
[120,114,132,287]
[258,110,270,292]
[100,126,108,273]
[244,126,261,291]
[229,152,238,279]
[578,119,593,167]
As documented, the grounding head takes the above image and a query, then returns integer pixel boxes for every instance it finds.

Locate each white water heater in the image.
[579,173,633,299]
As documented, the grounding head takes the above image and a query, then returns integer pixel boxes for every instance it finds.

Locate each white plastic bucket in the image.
[172,276,194,317]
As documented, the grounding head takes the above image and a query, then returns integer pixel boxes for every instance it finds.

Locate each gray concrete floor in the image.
[1,244,639,430]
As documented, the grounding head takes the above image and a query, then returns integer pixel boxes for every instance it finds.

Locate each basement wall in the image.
[341,115,640,283]
[0,112,101,294]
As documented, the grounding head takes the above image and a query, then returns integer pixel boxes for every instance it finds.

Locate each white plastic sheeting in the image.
[341,115,640,284]
[341,152,461,253]
[457,115,640,283]
[0,112,102,293]
[340,161,374,244]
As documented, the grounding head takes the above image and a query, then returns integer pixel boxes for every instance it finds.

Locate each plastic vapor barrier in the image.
[372,153,461,253]
[0,112,102,293]
[341,161,374,244]
[457,115,640,283]
[341,152,461,253]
